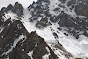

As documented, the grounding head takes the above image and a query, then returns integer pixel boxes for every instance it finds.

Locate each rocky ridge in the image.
[0,0,88,59]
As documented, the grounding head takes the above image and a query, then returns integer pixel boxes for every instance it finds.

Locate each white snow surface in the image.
[22,19,88,58]
[27,51,33,59]
[21,9,88,58]
[20,9,88,58]
[2,5,88,59]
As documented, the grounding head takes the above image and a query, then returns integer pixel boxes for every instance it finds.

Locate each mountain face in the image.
[0,20,58,59]
[28,0,88,38]
[0,0,88,59]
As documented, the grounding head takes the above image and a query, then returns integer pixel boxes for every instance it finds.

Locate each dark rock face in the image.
[1,7,7,13]
[0,11,6,28]
[67,0,88,17]
[36,17,50,28]
[0,20,58,59]
[28,0,88,39]
[0,0,88,58]
[0,17,4,27]
[38,0,50,3]
[12,2,24,17]
[58,12,75,27]
[59,0,67,3]
[75,0,88,17]
[1,4,13,13]
[0,5,12,30]
[53,32,58,38]
[6,4,13,12]
[9,48,31,59]
[0,20,25,56]
[66,0,88,38]
[28,0,50,27]
[67,0,76,6]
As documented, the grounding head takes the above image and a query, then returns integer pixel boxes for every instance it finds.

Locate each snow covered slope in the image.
[0,0,88,59]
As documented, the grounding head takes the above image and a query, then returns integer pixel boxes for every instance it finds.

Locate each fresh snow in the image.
[4,12,17,22]
[49,0,61,16]
[21,9,88,58]
[5,8,88,58]
[22,15,88,58]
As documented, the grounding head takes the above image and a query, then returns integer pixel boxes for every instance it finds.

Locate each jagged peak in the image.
[0,0,88,59]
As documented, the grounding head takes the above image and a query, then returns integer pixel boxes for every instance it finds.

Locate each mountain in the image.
[0,20,58,59]
[0,0,88,59]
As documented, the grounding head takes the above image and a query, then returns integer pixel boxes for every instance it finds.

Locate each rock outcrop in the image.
[0,0,88,59]
[0,20,58,59]
[28,0,88,38]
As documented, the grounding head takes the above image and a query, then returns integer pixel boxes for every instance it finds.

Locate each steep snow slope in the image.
[0,0,37,9]
[22,14,88,58]
[0,0,88,59]
[22,0,88,58]
[23,0,88,58]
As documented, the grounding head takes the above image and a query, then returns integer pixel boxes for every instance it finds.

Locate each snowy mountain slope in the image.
[0,20,58,59]
[24,0,88,58]
[22,15,88,58]
[0,0,88,59]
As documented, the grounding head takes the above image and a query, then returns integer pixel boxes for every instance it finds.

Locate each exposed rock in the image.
[57,27,62,31]
[38,0,50,3]
[28,0,50,22]
[1,7,7,13]
[12,2,24,17]
[0,18,4,27]
[53,32,58,38]
[0,11,4,27]
[6,4,13,12]
[75,3,88,17]
[36,17,50,28]
[67,0,76,6]
[64,33,68,36]
[83,31,88,37]
[67,0,88,17]
[0,0,88,58]
[0,20,58,59]
[58,12,75,27]
[59,0,67,3]
[27,0,88,39]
